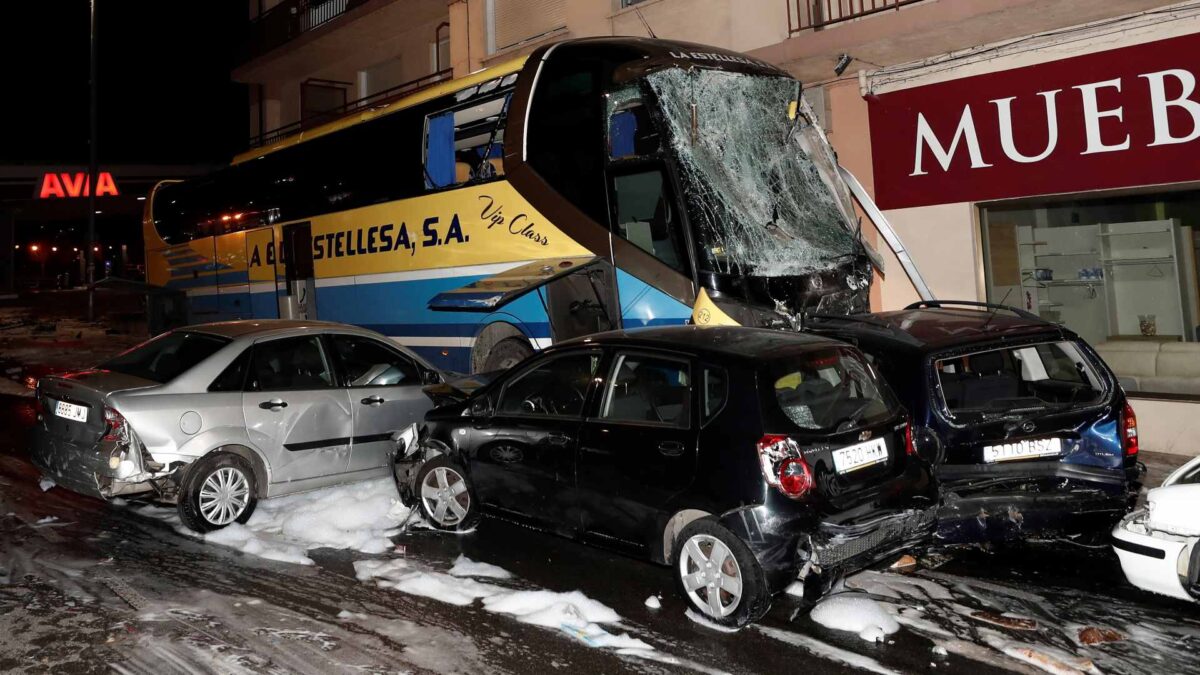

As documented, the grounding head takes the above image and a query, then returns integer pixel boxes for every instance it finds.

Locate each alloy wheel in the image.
[678,533,743,619]
[420,466,470,526]
[198,467,251,526]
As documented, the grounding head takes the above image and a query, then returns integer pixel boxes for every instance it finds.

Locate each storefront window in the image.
[981,190,1200,400]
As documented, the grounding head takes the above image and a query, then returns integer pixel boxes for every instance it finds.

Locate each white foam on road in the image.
[448,554,513,579]
[135,478,410,566]
[810,593,900,642]
[356,556,655,654]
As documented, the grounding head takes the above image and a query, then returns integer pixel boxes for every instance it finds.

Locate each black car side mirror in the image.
[470,396,493,418]
[422,369,442,385]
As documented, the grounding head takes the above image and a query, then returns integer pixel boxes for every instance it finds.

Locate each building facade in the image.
[233,0,1200,452]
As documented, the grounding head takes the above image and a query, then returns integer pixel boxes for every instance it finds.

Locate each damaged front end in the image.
[637,67,879,327]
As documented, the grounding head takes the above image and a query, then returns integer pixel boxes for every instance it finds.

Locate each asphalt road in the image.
[2,393,1198,675]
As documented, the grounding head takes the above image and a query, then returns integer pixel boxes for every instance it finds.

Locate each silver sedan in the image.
[31,320,441,532]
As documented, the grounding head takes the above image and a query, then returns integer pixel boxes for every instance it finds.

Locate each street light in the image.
[29,244,39,252]
[51,246,58,252]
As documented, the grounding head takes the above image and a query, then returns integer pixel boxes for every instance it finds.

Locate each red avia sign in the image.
[867,32,1200,210]
[38,171,119,199]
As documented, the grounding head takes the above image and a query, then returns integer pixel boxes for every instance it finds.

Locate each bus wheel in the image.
[482,338,533,371]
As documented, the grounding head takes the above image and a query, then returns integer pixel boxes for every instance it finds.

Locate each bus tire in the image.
[482,337,534,371]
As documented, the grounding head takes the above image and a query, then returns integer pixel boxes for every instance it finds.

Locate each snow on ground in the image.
[809,593,900,642]
[134,478,409,566]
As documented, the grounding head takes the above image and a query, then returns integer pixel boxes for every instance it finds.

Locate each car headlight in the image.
[1179,543,1192,580]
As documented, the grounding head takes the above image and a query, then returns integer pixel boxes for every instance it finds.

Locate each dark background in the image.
[0,1,248,164]
[0,1,249,287]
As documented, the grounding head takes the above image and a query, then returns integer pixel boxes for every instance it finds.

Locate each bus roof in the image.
[231,56,528,166]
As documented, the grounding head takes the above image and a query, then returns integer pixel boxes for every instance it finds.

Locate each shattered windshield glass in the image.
[644,69,861,277]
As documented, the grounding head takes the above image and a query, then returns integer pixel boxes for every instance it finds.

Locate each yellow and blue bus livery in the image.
[145,37,876,373]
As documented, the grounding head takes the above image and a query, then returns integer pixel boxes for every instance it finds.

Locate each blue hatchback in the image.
[807,301,1143,544]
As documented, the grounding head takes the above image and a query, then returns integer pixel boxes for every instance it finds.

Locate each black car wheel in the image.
[672,519,770,627]
[483,337,533,371]
[415,456,480,531]
[178,453,258,533]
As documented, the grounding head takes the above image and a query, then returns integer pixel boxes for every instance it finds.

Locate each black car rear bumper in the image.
[935,463,1139,544]
[718,460,938,595]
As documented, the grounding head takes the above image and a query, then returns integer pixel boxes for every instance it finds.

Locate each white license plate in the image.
[983,437,1063,463]
[53,400,89,423]
[832,437,889,474]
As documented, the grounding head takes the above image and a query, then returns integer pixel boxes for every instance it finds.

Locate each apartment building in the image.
[233,0,1200,451]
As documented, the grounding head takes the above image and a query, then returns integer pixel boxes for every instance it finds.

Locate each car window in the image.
[102,331,231,384]
[934,340,1106,418]
[702,366,727,423]
[600,353,691,428]
[246,336,334,392]
[768,348,896,433]
[208,348,251,392]
[497,353,598,418]
[330,334,420,387]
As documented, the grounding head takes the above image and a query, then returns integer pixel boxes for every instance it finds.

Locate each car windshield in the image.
[102,331,231,383]
[766,348,898,434]
[934,340,1108,419]
[643,68,861,277]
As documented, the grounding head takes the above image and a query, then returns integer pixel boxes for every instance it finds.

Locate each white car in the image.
[1112,455,1200,602]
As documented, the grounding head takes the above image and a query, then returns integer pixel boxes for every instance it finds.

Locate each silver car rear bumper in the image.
[31,426,155,500]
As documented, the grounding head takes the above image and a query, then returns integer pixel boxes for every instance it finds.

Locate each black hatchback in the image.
[807,301,1143,545]
[393,326,936,627]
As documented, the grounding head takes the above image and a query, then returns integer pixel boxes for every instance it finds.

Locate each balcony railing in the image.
[249,69,454,149]
[241,0,366,63]
[788,0,926,33]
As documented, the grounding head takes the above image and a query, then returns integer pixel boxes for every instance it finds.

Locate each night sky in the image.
[0,1,248,165]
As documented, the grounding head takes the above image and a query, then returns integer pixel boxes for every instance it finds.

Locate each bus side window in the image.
[424,93,510,191]
[611,167,689,275]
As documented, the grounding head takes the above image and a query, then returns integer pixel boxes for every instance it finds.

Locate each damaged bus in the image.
[144,37,882,375]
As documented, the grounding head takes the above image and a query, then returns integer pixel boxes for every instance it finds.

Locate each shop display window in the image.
[981,190,1200,399]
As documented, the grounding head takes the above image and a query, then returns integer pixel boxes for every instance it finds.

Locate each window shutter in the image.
[492,0,565,51]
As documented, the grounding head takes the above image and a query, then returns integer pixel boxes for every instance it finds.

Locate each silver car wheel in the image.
[678,533,743,619]
[198,466,251,526]
[420,466,470,526]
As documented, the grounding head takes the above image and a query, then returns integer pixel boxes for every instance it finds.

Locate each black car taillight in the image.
[33,381,44,416]
[103,406,127,442]
[757,434,814,499]
[1121,402,1138,457]
[905,421,916,457]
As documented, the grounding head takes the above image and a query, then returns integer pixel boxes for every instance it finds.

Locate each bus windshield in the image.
[644,69,861,277]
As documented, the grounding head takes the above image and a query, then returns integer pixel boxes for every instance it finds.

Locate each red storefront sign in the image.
[867,32,1200,210]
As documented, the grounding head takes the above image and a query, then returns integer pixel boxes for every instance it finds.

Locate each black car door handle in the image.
[658,441,685,457]
[259,399,288,410]
[547,434,572,446]
[361,395,385,406]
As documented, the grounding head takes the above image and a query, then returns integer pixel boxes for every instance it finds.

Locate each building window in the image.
[487,0,566,53]
[981,190,1200,399]
[620,0,650,7]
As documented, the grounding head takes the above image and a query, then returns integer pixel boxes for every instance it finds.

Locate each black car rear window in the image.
[102,331,231,384]
[762,347,899,434]
[934,340,1107,419]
